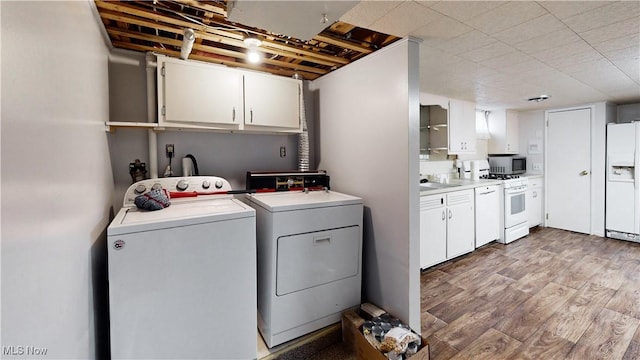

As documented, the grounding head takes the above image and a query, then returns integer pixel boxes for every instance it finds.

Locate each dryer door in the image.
[276,226,360,296]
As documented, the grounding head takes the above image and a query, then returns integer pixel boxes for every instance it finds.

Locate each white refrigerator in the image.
[606,122,640,242]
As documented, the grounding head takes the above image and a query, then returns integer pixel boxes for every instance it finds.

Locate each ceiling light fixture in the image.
[180,28,196,60]
[243,36,263,64]
[527,94,551,102]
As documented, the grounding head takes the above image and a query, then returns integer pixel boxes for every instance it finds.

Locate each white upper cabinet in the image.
[448,99,476,154]
[244,72,301,130]
[156,55,302,133]
[161,60,243,128]
[488,109,519,154]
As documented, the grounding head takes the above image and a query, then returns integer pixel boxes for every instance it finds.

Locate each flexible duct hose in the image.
[298,86,310,171]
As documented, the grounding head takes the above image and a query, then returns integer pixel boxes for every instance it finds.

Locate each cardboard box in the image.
[342,308,430,360]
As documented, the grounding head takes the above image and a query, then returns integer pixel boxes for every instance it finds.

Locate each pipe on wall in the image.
[146,52,159,179]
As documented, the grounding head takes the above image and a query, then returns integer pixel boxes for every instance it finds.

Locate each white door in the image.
[546,108,591,234]
[420,195,447,269]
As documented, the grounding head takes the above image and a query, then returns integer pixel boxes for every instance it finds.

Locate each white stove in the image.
[483,174,529,243]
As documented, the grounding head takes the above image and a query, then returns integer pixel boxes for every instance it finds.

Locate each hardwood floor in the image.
[421,227,640,360]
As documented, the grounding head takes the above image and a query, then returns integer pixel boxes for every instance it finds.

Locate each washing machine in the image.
[107,176,257,360]
[245,171,363,348]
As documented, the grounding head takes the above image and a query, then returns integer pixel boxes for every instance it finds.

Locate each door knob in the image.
[580,170,590,176]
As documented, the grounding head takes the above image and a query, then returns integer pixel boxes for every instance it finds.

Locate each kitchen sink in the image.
[420,182,461,190]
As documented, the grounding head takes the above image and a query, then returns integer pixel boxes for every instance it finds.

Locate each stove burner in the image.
[482,174,520,180]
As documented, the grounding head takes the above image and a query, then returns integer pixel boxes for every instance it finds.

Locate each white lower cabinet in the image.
[420,189,475,269]
[420,195,447,269]
[527,177,543,227]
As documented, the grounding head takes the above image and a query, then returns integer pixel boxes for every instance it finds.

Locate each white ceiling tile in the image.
[419,45,464,68]
[339,1,402,28]
[459,41,516,62]
[517,65,562,86]
[612,59,640,83]
[556,58,613,75]
[532,40,595,63]
[411,13,472,40]
[570,67,639,92]
[548,53,608,73]
[562,1,640,33]
[491,58,552,75]
[432,30,497,55]
[369,2,440,36]
[513,28,582,54]
[604,46,640,62]
[429,1,506,22]
[580,17,640,44]
[479,51,534,71]
[592,33,640,53]
[538,1,611,20]
[465,2,548,35]
[493,14,565,45]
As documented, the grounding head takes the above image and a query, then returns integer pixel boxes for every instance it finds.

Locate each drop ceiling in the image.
[96,1,639,111]
[342,1,640,110]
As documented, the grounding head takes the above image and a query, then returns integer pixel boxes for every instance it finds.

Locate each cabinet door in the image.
[448,99,476,154]
[244,72,301,129]
[162,61,243,125]
[488,109,519,154]
[527,186,542,227]
[505,110,519,153]
[446,190,475,259]
[420,195,447,269]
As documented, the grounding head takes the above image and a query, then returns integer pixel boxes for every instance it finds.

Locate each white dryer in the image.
[245,171,363,348]
[107,176,256,360]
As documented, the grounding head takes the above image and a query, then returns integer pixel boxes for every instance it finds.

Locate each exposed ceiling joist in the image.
[95,0,400,79]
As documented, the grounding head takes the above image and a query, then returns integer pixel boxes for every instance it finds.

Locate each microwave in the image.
[488,155,526,175]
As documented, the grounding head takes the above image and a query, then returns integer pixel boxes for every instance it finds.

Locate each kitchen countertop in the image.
[420,178,502,196]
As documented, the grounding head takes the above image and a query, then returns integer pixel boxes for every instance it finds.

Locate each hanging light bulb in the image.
[243,36,262,64]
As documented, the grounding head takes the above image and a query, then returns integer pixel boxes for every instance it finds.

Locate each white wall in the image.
[518,110,545,174]
[1,1,113,358]
[310,38,421,332]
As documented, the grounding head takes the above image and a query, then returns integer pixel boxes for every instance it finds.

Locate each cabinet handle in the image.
[250,109,253,123]
[442,210,445,221]
[232,107,236,122]
[448,210,452,219]
[533,191,537,198]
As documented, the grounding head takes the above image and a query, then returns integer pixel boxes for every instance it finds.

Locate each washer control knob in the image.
[215,180,223,189]
[134,184,147,194]
[202,180,211,189]
[176,180,189,191]
[151,183,162,191]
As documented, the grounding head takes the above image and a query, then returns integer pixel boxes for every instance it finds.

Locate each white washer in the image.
[107,176,256,360]
[245,189,363,348]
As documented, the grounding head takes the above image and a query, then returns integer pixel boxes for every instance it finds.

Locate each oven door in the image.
[504,186,527,228]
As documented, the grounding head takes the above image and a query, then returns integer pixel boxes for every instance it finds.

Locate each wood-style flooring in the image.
[421,227,640,360]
